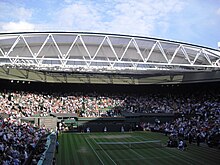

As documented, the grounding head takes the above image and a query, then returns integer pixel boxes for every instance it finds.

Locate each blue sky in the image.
[0,0,220,49]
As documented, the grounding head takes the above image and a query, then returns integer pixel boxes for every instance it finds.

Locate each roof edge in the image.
[0,31,219,52]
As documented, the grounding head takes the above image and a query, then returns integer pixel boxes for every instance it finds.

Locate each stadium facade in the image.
[0,32,220,84]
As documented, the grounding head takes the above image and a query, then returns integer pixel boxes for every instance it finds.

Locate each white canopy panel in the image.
[0,32,220,74]
[0,32,220,84]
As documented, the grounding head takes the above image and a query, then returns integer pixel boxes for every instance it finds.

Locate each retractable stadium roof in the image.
[0,32,220,84]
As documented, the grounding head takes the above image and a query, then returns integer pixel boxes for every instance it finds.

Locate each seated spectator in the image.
[178,139,184,151]
[167,133,178,148]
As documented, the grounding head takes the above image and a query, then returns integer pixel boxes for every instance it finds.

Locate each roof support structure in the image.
[0,32,219,74]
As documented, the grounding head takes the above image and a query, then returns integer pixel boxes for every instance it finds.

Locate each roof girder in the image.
[0,32,220,73]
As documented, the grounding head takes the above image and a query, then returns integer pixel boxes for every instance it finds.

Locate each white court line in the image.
[94,135,145,159]
[85,138,105,165]
[91,137,118,165]
[135,135,197,165]
[116,155,176,161]
[124,142,145,159]
[128,136,157,158]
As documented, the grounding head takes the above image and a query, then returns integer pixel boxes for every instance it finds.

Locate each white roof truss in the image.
[0,32,219,74]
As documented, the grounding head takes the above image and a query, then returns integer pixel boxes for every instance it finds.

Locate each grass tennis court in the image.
[56,132,220,165]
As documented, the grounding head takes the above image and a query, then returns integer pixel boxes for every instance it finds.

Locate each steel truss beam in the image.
[0,32,220,74]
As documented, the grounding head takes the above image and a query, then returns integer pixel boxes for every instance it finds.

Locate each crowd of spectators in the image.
[0,88,219,164]
[0,117,48,165]
[0,91,124,118]
[141,93,220,148]
[1,90,219,119]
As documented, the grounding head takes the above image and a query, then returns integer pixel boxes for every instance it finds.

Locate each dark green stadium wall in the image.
[0,78,220,95]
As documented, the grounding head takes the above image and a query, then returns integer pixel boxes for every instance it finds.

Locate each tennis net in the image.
[95,140,162,150]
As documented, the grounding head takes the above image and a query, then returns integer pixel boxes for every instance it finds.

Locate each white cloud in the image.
[54,0,186,35]
[111,0,186,35]
[0,0,217,48]
[56,2,103,31]
[217,8,220,15]
[0,0,187,35]
[1,21,35,32]
[0,2,32,21]
[15,7,33,21]
[64,0,73,3]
